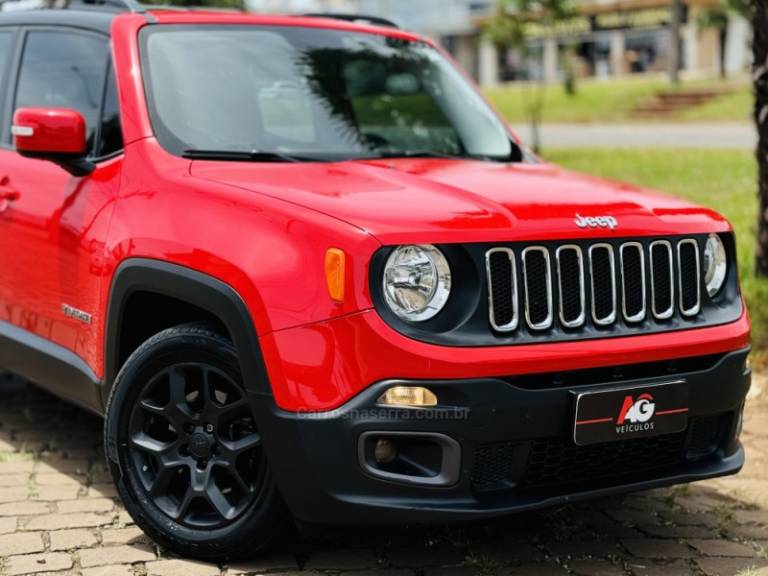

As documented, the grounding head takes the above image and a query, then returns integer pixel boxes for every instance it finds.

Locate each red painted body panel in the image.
[261,308,751,411]
[0,13,749,415]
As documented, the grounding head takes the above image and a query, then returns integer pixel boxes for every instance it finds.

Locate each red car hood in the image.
[191,158,730,245]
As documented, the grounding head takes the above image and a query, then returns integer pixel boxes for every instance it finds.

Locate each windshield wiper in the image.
[365,150,466,160]
[182,149,309,163]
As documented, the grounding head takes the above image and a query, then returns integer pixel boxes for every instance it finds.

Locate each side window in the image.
[96,64,123,157]
[0,31,15,143]
[14,30,108,152]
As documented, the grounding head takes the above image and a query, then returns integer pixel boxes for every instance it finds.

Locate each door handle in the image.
[0,176,19,202]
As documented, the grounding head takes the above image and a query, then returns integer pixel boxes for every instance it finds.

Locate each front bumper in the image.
[256,347,750,525]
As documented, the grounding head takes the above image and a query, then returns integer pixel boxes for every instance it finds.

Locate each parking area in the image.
[0,373,765,576]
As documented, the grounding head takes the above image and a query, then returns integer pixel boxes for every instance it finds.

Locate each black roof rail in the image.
[0,0,146,13]
[301,12,399,29]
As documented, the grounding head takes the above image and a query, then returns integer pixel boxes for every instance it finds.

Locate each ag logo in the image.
[575,213,618,230]
[616,393,656,424]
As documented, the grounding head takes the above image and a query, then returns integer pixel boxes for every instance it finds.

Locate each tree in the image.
[484,0,576,153]
[698,0,750,78]
[669,0,684,83]
[755,0,768,276]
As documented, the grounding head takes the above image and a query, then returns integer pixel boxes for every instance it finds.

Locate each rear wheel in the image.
[105,324,288,560]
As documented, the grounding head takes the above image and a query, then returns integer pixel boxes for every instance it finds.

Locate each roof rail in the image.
[301,12,399,29]
[0,0,146,13]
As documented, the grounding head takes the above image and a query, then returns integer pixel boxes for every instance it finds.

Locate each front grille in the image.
[471,414,728,494]
[650,241,675,320]
[678,240,701,317]
[486,237,703,334]
[522,247,553,330]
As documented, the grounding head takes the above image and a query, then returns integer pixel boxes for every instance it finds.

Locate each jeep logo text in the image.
[575,213,618,230]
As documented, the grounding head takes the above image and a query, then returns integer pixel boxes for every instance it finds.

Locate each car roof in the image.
[0,8,115,33]
[0,6,424,43]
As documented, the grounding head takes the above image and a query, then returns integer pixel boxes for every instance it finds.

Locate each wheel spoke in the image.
[221,432,262,458]
[174,485,196,521]
[138,399,166,417]
[168,367,196,422]
[206,481,234,520]
[130,432,171,455]
[149,462,182,497]
[229,465,253,495]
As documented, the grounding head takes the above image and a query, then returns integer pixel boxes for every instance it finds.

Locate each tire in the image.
[104,323,289,561]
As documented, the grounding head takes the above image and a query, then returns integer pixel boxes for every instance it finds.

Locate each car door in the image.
[0,26,123,398]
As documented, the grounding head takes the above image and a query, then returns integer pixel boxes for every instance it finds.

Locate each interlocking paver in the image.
[4,551,73,575]
[49,527,99,550]
[81,565,135,576]
[23,512,114,531]
[0,375,765,576]
[0,531,45,556]
[145,559,221,576]
[688,538,757,557]
[0,500,50,517]
[57,498,114,514]
[621,538,695,559]
[100,526,146,545]
[78,544,157,567]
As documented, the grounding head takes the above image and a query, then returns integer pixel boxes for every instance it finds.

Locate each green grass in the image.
[485,77,752,124]
[545,149,768,358]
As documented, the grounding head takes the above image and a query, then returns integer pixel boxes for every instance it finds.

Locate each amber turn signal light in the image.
[325,248,346,302]
[377,386,438,408]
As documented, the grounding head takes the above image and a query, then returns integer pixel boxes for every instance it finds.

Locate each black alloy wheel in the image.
[106,324,288,560]
[128,362,265,528]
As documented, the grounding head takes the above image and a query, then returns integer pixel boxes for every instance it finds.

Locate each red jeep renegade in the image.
[0,0,751,561]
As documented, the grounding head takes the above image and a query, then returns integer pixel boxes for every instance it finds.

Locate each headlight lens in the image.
[704,234,727,297]
[383,245,451,322]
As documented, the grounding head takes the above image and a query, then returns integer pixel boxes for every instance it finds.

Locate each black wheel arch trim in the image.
[104,258,273,408]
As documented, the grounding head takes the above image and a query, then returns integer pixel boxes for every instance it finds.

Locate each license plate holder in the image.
[573,380,689,446]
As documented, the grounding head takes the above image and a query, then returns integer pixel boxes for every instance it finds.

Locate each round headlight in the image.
[383,245,451,322]
[704,234,727,297]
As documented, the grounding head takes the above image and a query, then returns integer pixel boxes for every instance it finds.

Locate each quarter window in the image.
[96,64,123,158]
[14,30,108,152]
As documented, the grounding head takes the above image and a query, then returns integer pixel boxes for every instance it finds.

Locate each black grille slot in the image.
[686,413,728,459]
[651,241,674,319]
[620,243,645,322]
[523,248,552,329]
[678,240,700,316]
[471,442,520,493]
[470,414,730,494]
[487,249,517,331]
[557,247,584,327]
[589,245,616,325]
[521,433,685,489]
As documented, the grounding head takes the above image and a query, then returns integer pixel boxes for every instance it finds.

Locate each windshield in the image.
[140,25,516,162]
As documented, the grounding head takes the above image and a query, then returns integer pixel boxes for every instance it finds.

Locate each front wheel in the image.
[105,324,288,561]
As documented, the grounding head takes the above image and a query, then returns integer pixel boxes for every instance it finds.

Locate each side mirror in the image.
[12,108,95,177]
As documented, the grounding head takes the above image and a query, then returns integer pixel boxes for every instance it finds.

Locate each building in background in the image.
[247,0,751,86]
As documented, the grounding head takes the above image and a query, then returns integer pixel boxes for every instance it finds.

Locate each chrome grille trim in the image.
[619,242,647,323]
[677,239,701,317]
[588,243,617,326]
[485,247,519,332]
[521,246,553,331]
[555,245,586,328]
[650,240,675,320]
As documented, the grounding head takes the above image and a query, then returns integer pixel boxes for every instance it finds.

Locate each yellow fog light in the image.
[377,386,438,408]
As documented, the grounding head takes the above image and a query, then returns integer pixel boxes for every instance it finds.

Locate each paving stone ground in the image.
[0,372,765,576]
